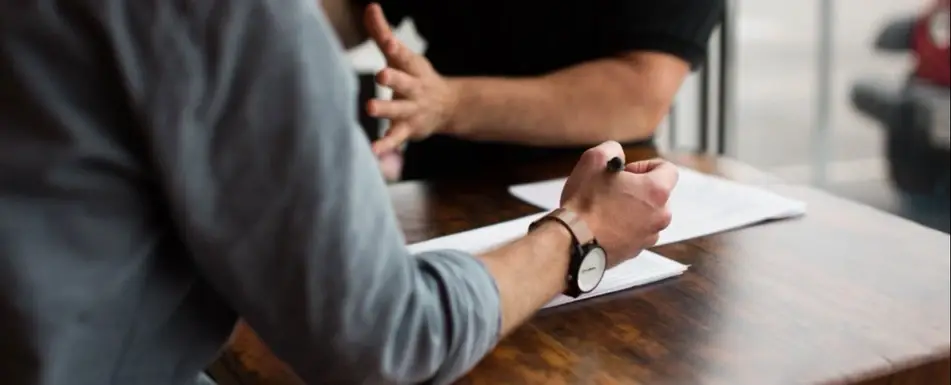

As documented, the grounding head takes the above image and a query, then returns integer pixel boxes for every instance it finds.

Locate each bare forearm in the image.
[477,222,572,335]
[446,57,681,146]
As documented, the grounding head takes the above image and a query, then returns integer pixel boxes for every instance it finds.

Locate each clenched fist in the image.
[561,141,677,266]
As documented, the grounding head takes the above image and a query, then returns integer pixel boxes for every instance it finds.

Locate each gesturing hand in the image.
[364,3,458,156]
[561,142,678,267]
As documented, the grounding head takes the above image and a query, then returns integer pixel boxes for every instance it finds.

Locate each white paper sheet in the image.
[508,167,808,246]
[407,213,688,309]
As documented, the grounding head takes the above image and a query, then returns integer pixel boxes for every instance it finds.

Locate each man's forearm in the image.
[445,55,684,146]
[478,222,573,335]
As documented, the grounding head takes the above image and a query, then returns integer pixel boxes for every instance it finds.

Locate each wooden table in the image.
[208,147,951,385]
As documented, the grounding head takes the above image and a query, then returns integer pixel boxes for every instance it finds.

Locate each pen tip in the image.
[607,157,624,172]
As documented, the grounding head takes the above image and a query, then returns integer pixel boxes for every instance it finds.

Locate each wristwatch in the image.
[528,208,607,298]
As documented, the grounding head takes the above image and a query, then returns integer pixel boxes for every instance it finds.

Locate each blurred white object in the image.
[347,20,426,73]
[348,20,426,140]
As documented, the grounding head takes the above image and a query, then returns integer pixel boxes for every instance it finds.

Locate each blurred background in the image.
[729,0,948,234]
[348,0,950,234]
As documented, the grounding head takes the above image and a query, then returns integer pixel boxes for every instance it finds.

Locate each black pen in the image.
[606,156,624,173]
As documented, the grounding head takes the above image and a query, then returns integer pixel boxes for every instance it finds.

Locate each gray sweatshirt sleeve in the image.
[111,0,501,383]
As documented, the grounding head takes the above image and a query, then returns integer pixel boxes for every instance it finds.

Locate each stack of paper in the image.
[509,167,808,247]
[406,167,806,309]
[407,214,688,309]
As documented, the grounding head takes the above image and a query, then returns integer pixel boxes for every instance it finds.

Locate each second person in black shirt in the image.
[333,0,724,181]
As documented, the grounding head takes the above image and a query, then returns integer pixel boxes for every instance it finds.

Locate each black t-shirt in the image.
[366,0,724,180]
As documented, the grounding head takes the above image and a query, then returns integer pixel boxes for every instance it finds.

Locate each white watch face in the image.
[577,247,607,293]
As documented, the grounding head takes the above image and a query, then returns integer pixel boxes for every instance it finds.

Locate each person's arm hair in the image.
[123,0,569,383]
[443,0,724,146]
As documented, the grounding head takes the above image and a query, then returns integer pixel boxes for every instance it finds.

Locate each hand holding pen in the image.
[560,141,678,265]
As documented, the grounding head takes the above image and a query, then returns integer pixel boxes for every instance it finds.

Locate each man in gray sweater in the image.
[0,0,678,384]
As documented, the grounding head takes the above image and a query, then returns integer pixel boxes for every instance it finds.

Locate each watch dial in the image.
[577,247,607,293]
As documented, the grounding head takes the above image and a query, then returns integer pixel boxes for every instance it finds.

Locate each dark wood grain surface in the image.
[207,147,951,385]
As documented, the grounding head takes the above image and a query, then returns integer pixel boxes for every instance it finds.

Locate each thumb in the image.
[562,141,623,206]
[578,140,625,170]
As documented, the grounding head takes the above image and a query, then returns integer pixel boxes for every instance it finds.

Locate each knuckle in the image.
[391,71,407,86]
[646,181,671,204]
[667,164,681,183]
[644,234,660,248]
[656,208,673,230]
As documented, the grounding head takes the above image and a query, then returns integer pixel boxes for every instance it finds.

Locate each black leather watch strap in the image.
[528,208,594,245]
